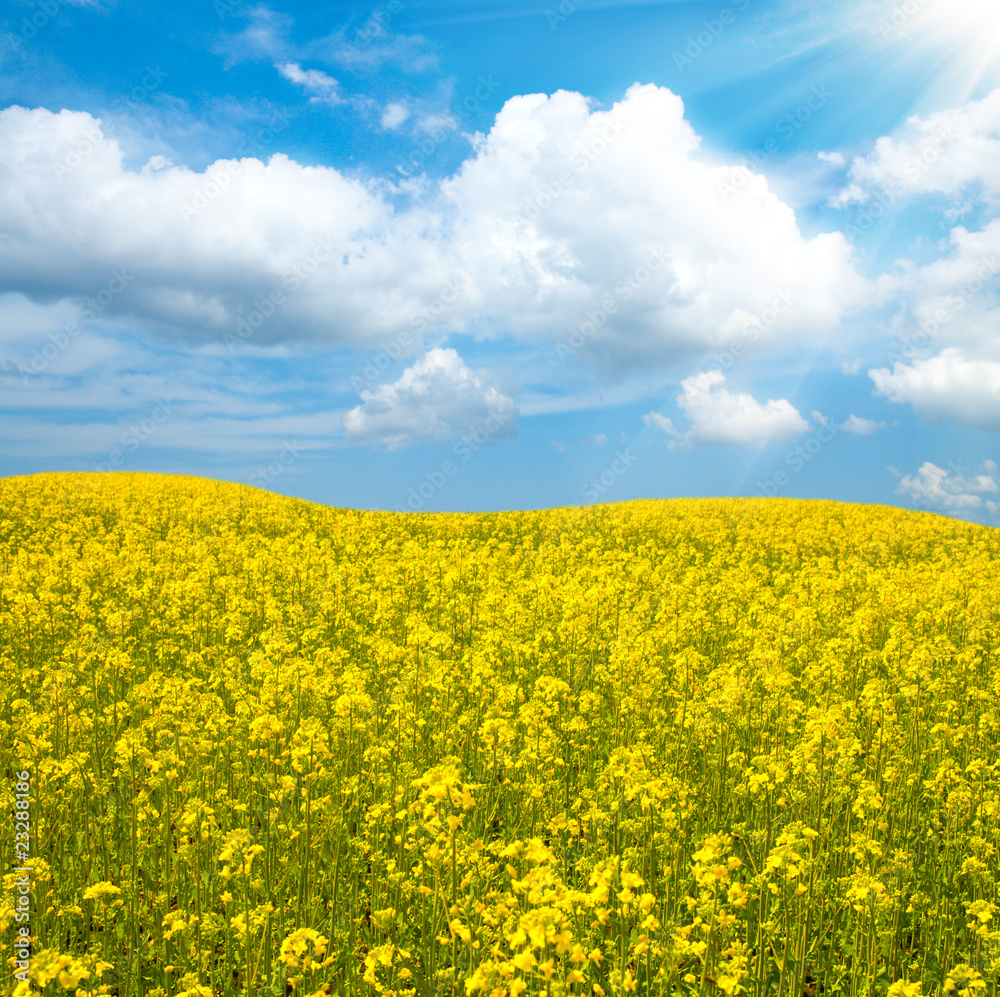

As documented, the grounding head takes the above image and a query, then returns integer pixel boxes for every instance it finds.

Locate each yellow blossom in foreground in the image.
[280,927,330,969]
[82,882,121,903]
[2,473,999,996]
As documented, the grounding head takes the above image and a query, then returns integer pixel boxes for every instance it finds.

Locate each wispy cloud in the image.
[277,62,344,105]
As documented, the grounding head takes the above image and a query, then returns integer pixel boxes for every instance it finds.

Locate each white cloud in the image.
[215,7,295,65]
[643,411,680,437]
[586,433,608,445]
[322,29,439,73]
[658,371,809,449]
[897,461,999,517]
[0,317,355,461]
[381,102,409,130]
[846,92,1000,432]
[277,62,343,105]
[835,88,1000,205]
[415,112,457,136]
[218,6,430,75]
[441,83,862,374]
[343,347,517,449]
[871,349,1000,431]
[0,105,453,350]
[879,219,1000,356]
[818,151,845,167]
[841,358,861,375]
[0,293,80,347]
[841,414,885,435]
[0,86,863,377]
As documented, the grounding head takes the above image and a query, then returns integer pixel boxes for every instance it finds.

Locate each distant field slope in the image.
[1,472,998,997]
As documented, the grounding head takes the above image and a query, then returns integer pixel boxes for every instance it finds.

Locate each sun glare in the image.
[867,0,1000,104]
[911,0,1000,34]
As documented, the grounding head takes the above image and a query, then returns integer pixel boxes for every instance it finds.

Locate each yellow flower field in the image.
[1,471,999,997]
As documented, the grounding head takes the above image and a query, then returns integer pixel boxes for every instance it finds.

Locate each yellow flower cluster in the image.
[0,471,998,996]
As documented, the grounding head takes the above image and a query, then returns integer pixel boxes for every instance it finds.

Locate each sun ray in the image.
[881,0,1000,102]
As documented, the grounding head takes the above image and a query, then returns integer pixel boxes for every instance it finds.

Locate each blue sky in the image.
[1,0,999,520]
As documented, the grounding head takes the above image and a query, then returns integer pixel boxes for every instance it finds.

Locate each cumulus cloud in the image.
[834,88,1000,205]
[869,246,999,415]
[677,372,809,448]
[871,349,1000,432]
[877,221,1000,360]
[441,83,862,373]
[0,105,453,350]
[646,371,809,449]
[841,91,1000,431]
[0,85,863,376]
[841,414,885,435]
[342,347,517,449]
[896,461,999,517]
